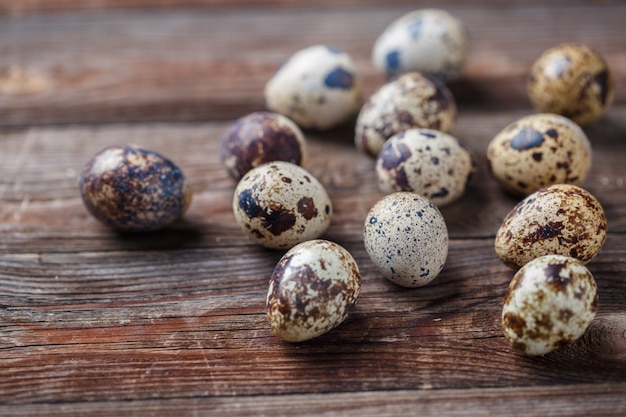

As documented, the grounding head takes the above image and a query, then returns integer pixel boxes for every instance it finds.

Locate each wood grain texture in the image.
[0,0,602,14]
[1,1,625,416]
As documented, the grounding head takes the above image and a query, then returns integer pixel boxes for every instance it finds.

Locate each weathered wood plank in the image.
[0,0,601,15]
[2,383,625,417]
[1,4,625,126]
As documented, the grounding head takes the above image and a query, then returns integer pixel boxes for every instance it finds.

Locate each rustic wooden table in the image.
[1,1,625,415]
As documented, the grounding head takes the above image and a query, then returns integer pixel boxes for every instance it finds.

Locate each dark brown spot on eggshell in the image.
[297,197,318,220]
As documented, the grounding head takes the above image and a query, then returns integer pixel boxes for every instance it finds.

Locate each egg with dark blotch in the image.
[528,43,614,126]
[495,184,607,269]
[232,161,332,250]
[363,192,448,287]
[372,8,469,83]
[502,254,598,356]
[376,128,475,206]
[355,72,457,158]
[219,112,307,180]
[267,239,361,342]
[79,144,192,232]
[264,45,362,130]
[486,113,591,197]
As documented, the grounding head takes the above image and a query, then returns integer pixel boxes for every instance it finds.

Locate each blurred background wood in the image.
[0,1,625,415]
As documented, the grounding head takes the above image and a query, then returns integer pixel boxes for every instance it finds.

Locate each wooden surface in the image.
[1,1,625,415]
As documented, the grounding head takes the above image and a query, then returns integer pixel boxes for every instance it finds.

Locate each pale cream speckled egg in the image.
[376,128,474,206]
[372,8,469,83]
[355,72,457,157]
[232,161,332,250]
[264,45,363,130]
[495,184,607,269]
[502,254,598,356]
[267,239,361,342]
[528,43,614,126]
[363,192,448,287]
[486,113,592,197]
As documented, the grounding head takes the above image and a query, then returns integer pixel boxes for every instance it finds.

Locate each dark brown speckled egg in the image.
[502,254,598,356]
[79,144,192,232]
[528,43,614,126]
[219,112,307,181]
[495,184,607,269]
[267,239,361,342]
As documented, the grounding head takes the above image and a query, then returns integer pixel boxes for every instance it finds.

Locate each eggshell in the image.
[355,72,456,157]
[376,128,474,206]
[267,239,361,342]
[232,161,332,250]
[495,184,607,268]
[372,8,469,83]
[220,112,307,180]
[502,254,598,356]
[486,113,592,196]
[528,43,614,126]
[363,192,448,287]
[79,144,192,232]
[264,45,362,130]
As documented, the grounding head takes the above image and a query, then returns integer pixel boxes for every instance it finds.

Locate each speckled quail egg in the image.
[264,45,363,130]
[267,239,361,342]
[502,254,598,356]
[232,161,332,250]
[372,8,469,83]
[363,192,448,287]
[486,113,592,197]
[355,72,457,157]
[220,112,307,180]
[79,144,192,232]
[528,43,614,126]
[495,184,607,269]
[376,128,474,206]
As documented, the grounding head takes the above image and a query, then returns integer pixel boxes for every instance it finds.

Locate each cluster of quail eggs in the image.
[76,8,615,352]
[222,8,473,342]
[489,42,613,355]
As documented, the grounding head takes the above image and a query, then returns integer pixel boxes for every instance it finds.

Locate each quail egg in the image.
[376,128,474,206]
[486,113,592,197]
[355,72,457,157]
[363,192,448,287]
[372,8,469,83]
[495,184,607,269]
[502,254,598,356]
[264,45,363,130]
[232,161,332,249]
[79,144,192,232]
[220,112,307,180]
[528,43,614,126]
[267,239,361,342]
